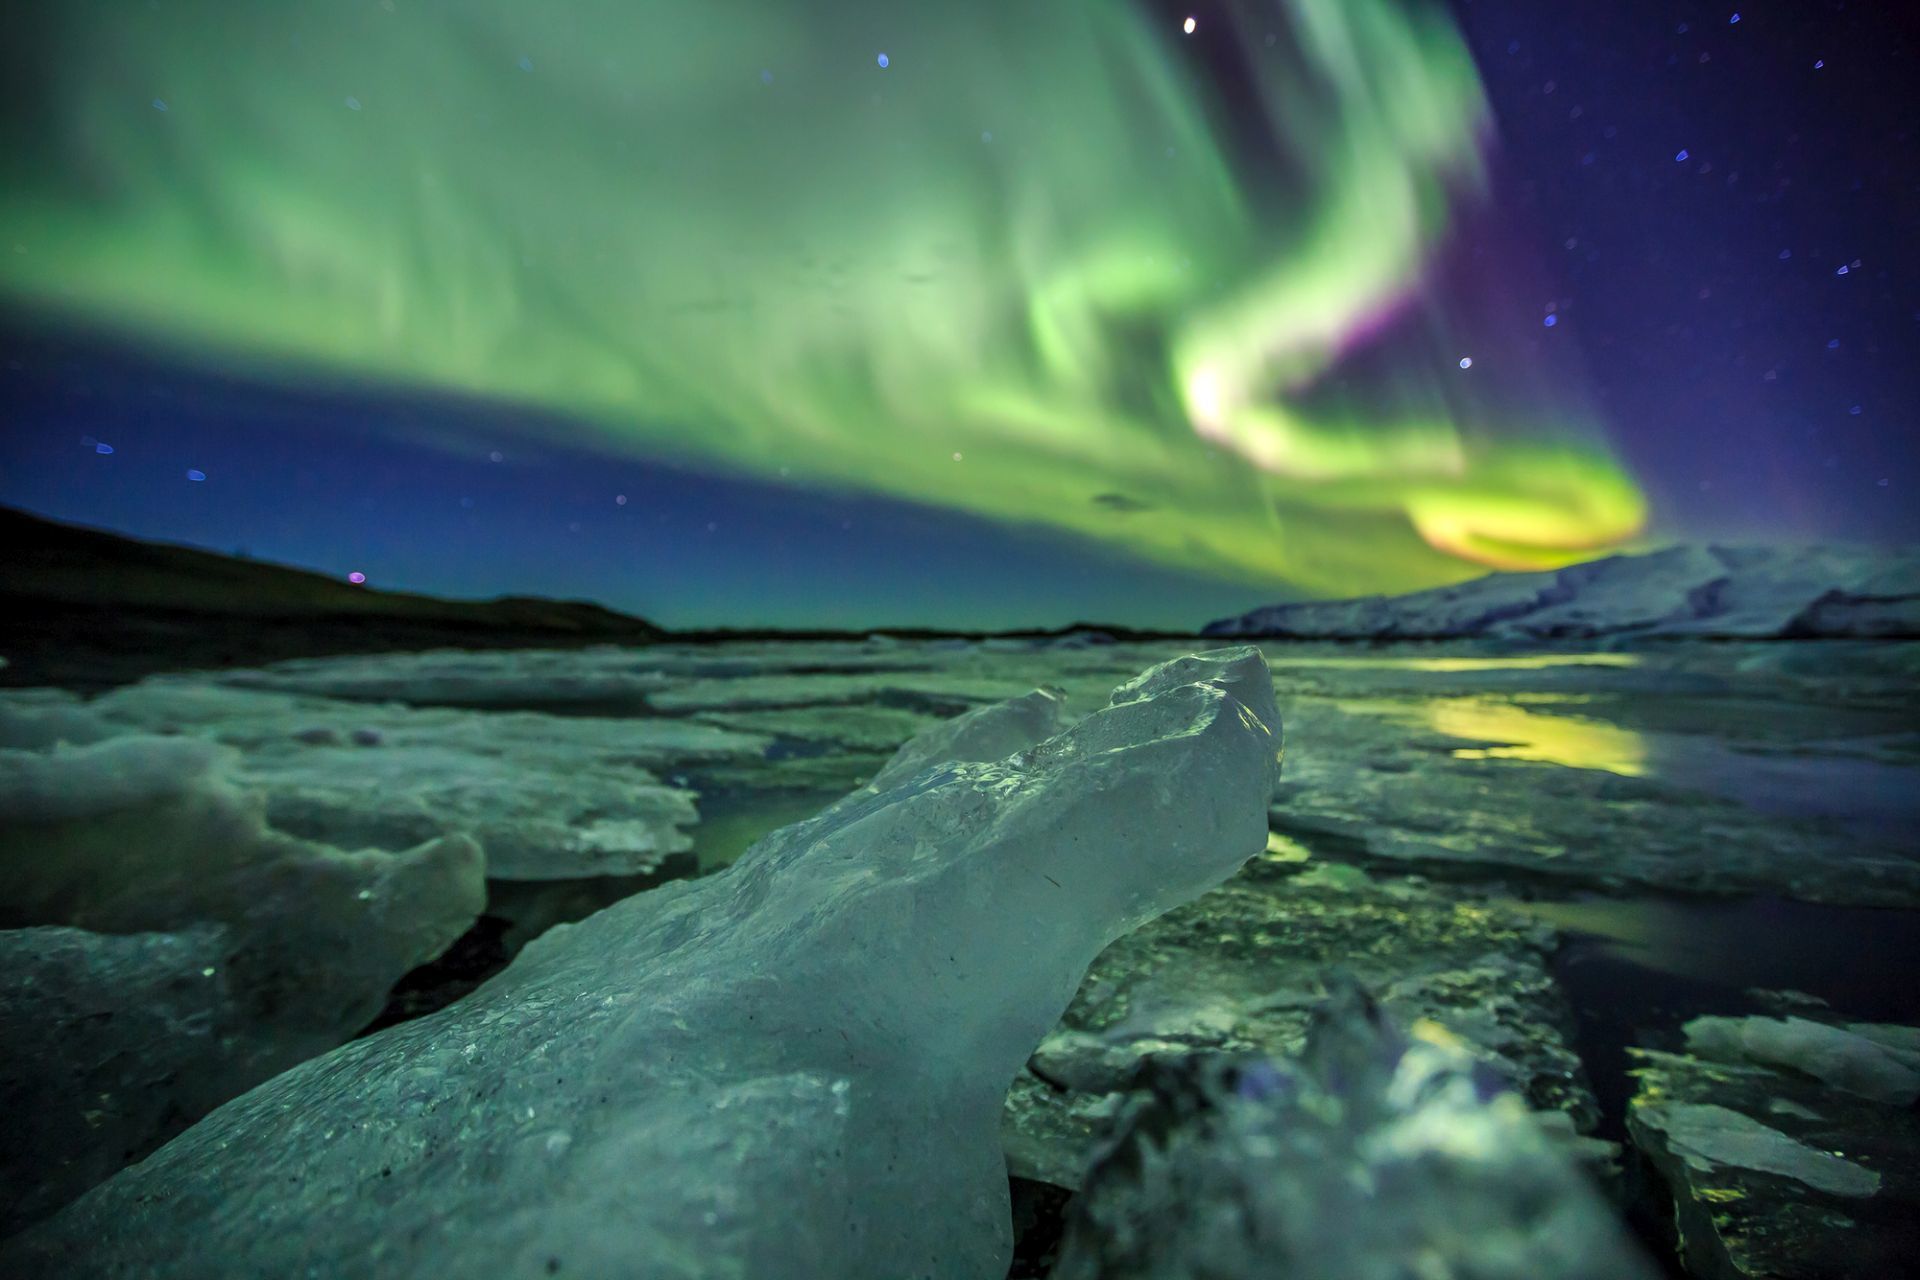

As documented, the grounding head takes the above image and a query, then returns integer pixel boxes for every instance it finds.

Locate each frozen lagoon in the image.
[3,636,1916,1275]
[127,636,1920,901]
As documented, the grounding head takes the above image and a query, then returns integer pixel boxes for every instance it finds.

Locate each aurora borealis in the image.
[0,0,1649,603]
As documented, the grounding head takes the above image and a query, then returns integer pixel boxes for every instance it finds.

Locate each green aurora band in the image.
[0,0,1646,594]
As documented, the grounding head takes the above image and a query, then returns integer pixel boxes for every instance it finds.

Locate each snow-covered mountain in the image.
[1202,544,1920,641]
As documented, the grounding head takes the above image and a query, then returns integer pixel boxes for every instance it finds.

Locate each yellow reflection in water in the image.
[1427,697,1647,776]
[1265,653,1642,673]
[1262,831,1314,863]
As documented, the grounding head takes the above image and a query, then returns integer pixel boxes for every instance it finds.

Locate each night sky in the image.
[0,0,1913,630]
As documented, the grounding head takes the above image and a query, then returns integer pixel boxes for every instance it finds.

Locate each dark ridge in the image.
[0,506,665,689]
[0,506,1208,690]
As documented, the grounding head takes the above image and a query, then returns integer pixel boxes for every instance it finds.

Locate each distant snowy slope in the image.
[1203,545,1920,640]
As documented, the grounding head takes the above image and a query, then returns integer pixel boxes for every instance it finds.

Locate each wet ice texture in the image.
[1205,543,1920,640]
[1052,988,1654,1280]
[6,649,1281,1280]
[0,730,483,1230]
[1001,860,1600,1190]
[1629,1010,1920,1279]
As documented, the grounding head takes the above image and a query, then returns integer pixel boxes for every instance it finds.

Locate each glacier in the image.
[1204,543,1920,641]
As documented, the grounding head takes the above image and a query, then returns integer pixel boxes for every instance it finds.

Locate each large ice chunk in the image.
[863,686,1066,791]
[5,648,1280,1279]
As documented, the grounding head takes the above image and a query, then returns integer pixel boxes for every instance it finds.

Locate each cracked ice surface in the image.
[211,641,942,708]
[6,649,1280,1280]
[10,679,769,880]
[1001,859,1600,1190]
[30,632,1918,902]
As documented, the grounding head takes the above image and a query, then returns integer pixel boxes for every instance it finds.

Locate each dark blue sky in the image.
[1453,0,1918,541]
[1,0,1913,630]
[0,319,1273,630]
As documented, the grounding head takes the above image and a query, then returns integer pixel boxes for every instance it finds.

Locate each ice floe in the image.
[5,649,1280,1279]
